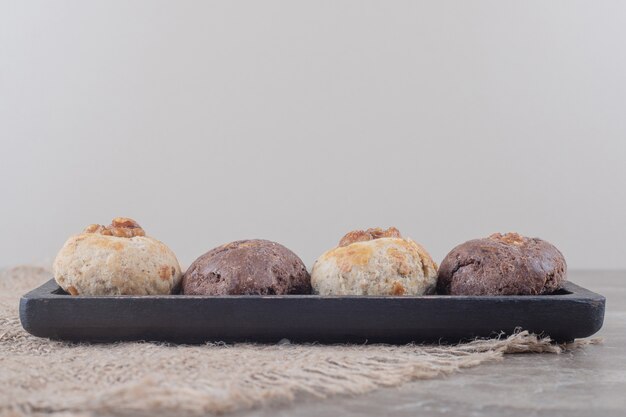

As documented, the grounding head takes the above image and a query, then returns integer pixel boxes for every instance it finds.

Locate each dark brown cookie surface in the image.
[437,233,567,296]
[182,239,311,295]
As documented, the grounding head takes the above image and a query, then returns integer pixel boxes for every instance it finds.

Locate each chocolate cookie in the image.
[437,233,567,296]
[182,239,311,295]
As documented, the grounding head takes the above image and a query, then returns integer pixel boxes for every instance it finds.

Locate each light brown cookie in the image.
[311,227,437,296]
[53,217,182,295]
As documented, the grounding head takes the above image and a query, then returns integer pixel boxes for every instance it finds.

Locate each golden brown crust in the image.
[53,232,182,296]
[326,245,374,273]
[386,246,412,276]
[312,232,438,296]
[111,217,141,229]
[338,227,401,247]
[159,265,172,281]
[369,227,401,239]
[83,217,146,238]
[391,281,406,295]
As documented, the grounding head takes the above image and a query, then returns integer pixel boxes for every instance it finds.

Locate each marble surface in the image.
[236,271,625,417]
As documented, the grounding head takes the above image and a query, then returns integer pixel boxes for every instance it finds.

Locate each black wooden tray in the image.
[20,279,605,344]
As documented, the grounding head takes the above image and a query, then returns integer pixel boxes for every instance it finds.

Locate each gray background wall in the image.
[1,1,625,270]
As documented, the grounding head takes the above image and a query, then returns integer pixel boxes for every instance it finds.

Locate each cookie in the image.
[182,239,311,295]
[311,227,438,296]
[437,232,567,296]
[53,217,182,295]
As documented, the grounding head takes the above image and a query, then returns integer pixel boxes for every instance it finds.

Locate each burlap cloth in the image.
[0,266,600,417]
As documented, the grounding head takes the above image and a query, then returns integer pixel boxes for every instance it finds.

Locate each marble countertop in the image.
[236,271,625,417]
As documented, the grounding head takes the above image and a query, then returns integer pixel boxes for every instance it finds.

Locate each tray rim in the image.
[21,279,604,302]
